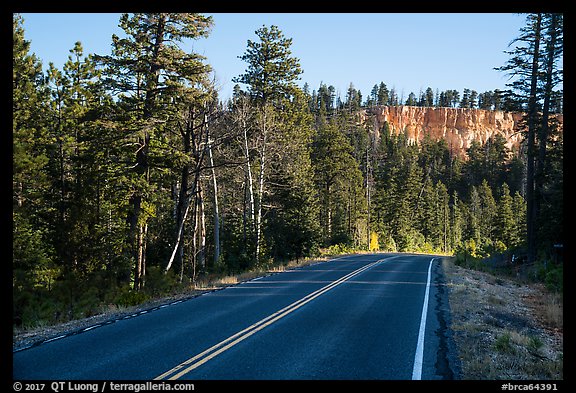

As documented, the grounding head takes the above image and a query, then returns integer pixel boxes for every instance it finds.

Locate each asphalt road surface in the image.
[13,253,459,380]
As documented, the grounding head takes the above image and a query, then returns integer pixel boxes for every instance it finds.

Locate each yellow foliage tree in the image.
[369,232,379,252]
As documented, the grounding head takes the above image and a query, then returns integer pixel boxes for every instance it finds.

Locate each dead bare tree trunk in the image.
[197,181,206,269]
[255,111,266,261]
[234,97,256,253]
[165,104,208,276]
[241,101,256,230]
[208,135,221,265]
[254,104,274,262]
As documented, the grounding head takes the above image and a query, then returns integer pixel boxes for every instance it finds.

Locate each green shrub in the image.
[74,286,101,319]
[323,243,356,256]
[144,266,181,297]
[114,289,150,308]
[494,332,514,353]
[545,263,563,293]
[528,336,544,352]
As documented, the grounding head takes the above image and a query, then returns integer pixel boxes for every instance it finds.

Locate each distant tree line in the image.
[304,81,563,113]
[13,13,562,328]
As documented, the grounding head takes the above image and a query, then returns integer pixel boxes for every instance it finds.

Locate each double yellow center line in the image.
[155,258,386,380]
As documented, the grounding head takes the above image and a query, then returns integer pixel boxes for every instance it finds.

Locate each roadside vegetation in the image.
[444,257,562,379]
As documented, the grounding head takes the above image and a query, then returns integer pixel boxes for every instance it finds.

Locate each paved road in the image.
[13,253,459,380]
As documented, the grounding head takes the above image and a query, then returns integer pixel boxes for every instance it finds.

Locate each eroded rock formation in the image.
[362,106,562,158]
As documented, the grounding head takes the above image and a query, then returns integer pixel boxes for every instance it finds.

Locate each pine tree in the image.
[466,185,481,246]
[496,13,542,264]
[233,25,302,105]
[424,87,434,107]
[469,90,478,108]
[419,177,436,246]
[44,42,107,277]
[478,91,493,110]
[495,183,515,248]
[233,24,303,262]
[405,92,417,106]
[96,13,213,289]
[377,82,389,106]
[369,84,378,107]
[266,89,321,261]
[460,88,470,108]
[493,89,503,110]
[317,82,335,114]
[436,180,450,253]
[345,82,360,113]
[464,140,485,187]
[450,90,460,108]
[512,191,527,248]
[478,179,497,247]
[388,87,398,106]
[535,13,563,254]
[485,134,511,189]
[450,190,463,252]
[311,114,366,247]
[13,14,56,303]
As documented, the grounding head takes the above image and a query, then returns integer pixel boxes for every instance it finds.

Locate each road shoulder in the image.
[443,258,563,380]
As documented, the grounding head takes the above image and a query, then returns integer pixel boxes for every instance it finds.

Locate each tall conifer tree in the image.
[96,13,213,289]
[233,25,303,262]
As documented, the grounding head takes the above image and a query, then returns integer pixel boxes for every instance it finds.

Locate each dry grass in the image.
[527,291,563,331]
[443,258,563,380]
[192,255,333,290]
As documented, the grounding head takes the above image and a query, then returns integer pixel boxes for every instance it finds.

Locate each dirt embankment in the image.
[443,258,563,380]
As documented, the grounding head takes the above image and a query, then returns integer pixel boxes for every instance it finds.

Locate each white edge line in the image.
[14,345,33,352]
[83,324,101,332]
[44,334,67,343]
[412,257,434,380]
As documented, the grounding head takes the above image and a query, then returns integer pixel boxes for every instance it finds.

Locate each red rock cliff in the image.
[362,106,562,157]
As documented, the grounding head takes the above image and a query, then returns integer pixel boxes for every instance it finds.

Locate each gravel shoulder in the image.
[443,258,563,380]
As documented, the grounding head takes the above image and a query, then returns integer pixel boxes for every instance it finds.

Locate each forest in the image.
[13,13,563,328]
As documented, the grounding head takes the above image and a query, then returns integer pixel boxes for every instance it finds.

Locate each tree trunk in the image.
[165,104,211,276]
[133,15,165,289]
[174,159,189,277]
[255,108,268,261]
[165,108,196,275]
[197,182,206,269]
[535,13,560,230]
[366,144,371,250]
[243,112,256,229]
[526,13,542,265]
[208,137,221,265]
[326,182,332,243]
[192,194,199,282]
[165,182,196,275]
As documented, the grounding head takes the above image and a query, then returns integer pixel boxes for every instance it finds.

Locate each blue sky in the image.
[20,13,527,102]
